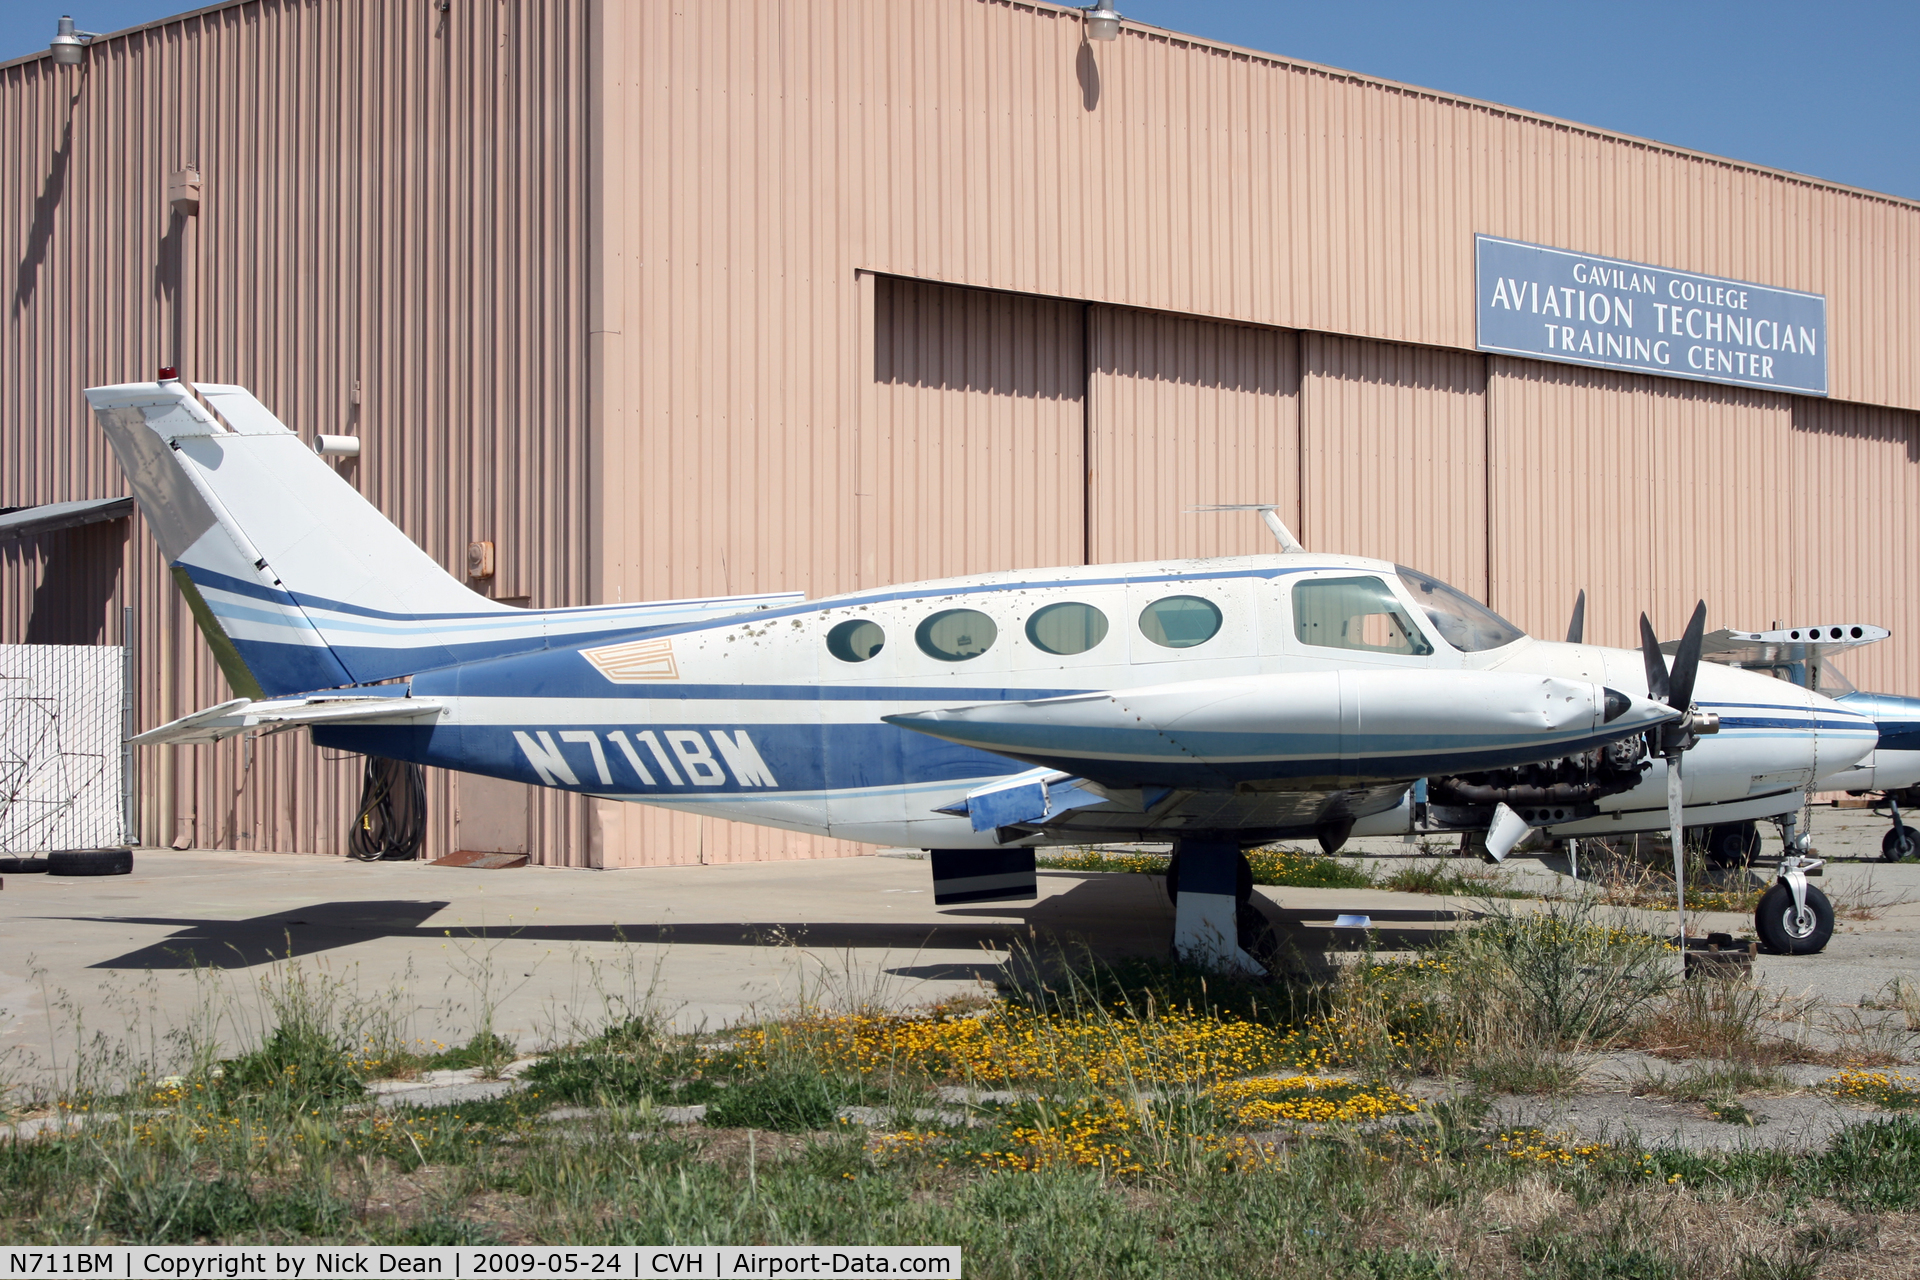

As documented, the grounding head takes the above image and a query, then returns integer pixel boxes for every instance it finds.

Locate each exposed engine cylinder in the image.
[1429,737,1649,809]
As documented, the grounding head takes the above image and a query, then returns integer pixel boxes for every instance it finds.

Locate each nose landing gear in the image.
[1879,795,1916,862]
[1757,812,1833,955]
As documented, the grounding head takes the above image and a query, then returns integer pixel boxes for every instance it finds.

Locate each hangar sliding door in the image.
[1301,334,1489,600]
[1087,310,1301,564]
[1487,360,1920,690]
[865,277,1086,585]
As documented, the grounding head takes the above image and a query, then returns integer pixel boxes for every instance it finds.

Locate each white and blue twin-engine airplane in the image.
[96,380,1888,971]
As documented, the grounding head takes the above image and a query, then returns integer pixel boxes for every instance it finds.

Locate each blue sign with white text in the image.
[1475,235,1827,396]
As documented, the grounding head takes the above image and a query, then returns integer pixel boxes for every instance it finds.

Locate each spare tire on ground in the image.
[0,856,50,873]
[47,847,134,876]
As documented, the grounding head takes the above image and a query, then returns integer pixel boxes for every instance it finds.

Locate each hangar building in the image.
[4,0,1916,866]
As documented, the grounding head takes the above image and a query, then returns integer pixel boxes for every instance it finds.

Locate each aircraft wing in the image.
[130,694,446,745]
[887,668,1675,818]
[1661,624,1889,664]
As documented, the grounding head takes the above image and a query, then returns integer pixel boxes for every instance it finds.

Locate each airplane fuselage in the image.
[314,552,1879,849]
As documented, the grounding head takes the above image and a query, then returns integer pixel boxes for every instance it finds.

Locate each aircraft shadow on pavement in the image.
[62,876,1452,971]
[68,898,1105,971]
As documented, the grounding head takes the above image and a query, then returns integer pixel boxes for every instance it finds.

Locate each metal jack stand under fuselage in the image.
[1167,839,1268,977]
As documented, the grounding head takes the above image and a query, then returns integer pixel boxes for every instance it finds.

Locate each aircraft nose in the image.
[1602,687,1678,732]
[1811,691,1880,772]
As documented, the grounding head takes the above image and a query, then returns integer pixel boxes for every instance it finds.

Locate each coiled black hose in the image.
[347,755,427,861]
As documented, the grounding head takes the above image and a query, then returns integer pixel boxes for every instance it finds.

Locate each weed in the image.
[1822,1068,1920,1110]
[1641,1061,1789,1103]
[1823,869,1916,921]
[1377,861,1532,899]
[387,1215,503,1245]
[703,1070,878,1133]
[1706,1100,1764,1126]
[220,1021,365,1104]
[1630,977,1814,1066]
[97,1170,351,1243]
[1209,1075,1420,1126]
[1869,975,1920,1031]
[1038,845,1376,890]
[419,1032,517,1073]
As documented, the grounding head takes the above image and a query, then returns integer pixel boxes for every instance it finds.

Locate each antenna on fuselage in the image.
[1189,503,1307,553]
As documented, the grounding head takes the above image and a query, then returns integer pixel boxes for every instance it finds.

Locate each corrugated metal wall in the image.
[1,0,592,863]
[1486,361,1920,692]
[771,0,1919,413]
[1787,399,1920,694]
[1301,334,1488,597]
[1088,308,1300,564]
[868,277,1086,584]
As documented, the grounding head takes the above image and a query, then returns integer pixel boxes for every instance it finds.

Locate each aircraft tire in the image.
[46,847,134,877]
[1705,822,1760,868]
[1882,827,1917,863]
[1755,882,1833,956]
[0,857,49,873]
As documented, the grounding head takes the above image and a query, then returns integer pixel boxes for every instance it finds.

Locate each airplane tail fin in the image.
[89,381,795,698]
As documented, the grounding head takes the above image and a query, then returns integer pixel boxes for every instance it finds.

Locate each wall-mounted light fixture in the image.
[50,14,103,65]
[168,168,201,217]
[1084,2,1121,41]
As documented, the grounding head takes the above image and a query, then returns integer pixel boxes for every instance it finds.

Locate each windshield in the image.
[1816,657,1858,696]
[1394,566,1526,653]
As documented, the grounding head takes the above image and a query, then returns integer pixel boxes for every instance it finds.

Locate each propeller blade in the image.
[1638,613,1670,704]
[1566,589,1586,645]
[1669,754,1687,945]
[1667,601,1709,714]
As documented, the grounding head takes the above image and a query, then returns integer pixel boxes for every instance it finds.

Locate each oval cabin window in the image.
[826,618,886,662]
[915,608,998,662]
[1025,601,1110,656]
[1138,595,1222,649]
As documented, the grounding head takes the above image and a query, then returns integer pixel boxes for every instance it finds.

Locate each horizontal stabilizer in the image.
[131,694,446,746]
[1665,624,1890,663]
[886,669,1677,791]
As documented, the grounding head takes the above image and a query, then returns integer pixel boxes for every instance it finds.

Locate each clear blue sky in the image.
[4,0,1914,200]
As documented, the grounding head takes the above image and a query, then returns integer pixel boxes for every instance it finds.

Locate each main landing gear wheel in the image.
[1704,821,1760,868]
[1755,882,1833,955]
[1883,827,1917,863]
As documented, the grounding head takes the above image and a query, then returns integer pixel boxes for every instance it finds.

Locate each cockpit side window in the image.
[1394,566,1526,653]
[1292,576,1433,656]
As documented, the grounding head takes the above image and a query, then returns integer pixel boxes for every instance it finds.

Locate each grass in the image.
[4,911,1917,1277]
[1040,845,1377,890]
[1375,861,1535,899]
[1038,844,1543,897]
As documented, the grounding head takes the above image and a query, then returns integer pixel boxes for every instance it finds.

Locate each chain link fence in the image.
[0,644,133,853]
